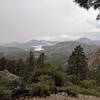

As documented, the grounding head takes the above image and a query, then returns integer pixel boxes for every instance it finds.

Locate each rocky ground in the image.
[19,94,100,100]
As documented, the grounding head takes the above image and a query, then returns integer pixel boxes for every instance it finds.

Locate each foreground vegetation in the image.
[0,45,100,100]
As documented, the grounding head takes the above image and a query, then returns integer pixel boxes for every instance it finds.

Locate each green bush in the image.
[80,80,96,89]
[64,85,79,97]
[79,88,100,97]
[0,89,11,100]
[54,70,66,87]
[66,75,80,84]
[0,81,13,100]
[28,82,50,97]
[64,83,100,97]
[64,87,78,97]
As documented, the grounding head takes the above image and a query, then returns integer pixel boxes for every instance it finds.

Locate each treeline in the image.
[0,45,100,100]
[0,52,49,83]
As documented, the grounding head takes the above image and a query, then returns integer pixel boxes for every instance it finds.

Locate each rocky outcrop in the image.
[0,69,19,82]
[88,48,100,70]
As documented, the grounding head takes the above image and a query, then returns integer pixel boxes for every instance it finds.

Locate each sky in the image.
[0,0,100,44]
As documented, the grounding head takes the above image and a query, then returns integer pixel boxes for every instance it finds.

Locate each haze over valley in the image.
[0,37,99,67]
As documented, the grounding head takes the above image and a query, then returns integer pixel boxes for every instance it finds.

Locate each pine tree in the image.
[16,59,25,76]
[0,57,7,70]
[75,0,100,10]
[23,51,36,83]
[74,0,100,20]
[95,65,100,86]
[37,53,46,68]
[26,51,35,69]
[68,45,88,81]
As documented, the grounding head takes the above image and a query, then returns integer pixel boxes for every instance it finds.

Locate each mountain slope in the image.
[76,37,100,46]
[44,41,98,66]
[0,46,27,59]
[0,46,25,52]
[0,38,100,66]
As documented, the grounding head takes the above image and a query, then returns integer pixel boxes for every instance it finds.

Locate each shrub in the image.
[0,89,11,100]
[66,75,80,84]
[64,84,100,97]
[0,81,13,100]
[79,88,100,97]
[54,70,66,87]
[64,85,79,97]
[80,80,96,89]
[65,87,78,97]
[29,82,50,97]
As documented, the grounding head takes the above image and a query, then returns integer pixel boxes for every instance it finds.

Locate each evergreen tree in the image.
[67,45,88,81]
[0,57,7,70]
[37,53,46,68]
[23,51,36,83]
[75,0,100,10]
[5,59,17,74]
[26,51,35,69]
[74,0,100,20]
[95,65,100,86]
[16,59,25,76]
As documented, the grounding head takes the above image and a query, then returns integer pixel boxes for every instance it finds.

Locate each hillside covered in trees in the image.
[0,45,100,100]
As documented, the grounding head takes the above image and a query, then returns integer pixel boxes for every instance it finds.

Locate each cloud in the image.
[0,0,99,44]
[34,34,82,41]
[87,20,100,29]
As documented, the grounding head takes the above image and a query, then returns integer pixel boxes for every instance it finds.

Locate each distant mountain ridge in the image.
[0,37,99,66]
[44,40,98,66]
[76,37,100,46]
[4,39,57,49]
[4,38,100,50]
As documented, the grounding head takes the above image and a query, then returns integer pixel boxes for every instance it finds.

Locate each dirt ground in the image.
[19,94,100,100]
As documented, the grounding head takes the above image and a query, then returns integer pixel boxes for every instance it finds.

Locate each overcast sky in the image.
[0,0,100,44]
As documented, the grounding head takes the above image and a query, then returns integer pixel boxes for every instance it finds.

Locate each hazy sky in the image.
[0,0,100,44]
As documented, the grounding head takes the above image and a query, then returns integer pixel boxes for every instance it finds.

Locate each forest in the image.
[0,45,100,100]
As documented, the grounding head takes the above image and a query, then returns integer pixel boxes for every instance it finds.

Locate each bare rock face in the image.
[0,69,19,82]
[88,48,100,70]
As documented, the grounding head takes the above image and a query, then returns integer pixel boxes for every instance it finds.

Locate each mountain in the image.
[76,37,100,46]
[44,41,98,66]
[0,37,100,66]
[76,38,93,45]
[0,46,27,59]
[4,38,100,50]
[5,39,56,50]
[0,46,25,53]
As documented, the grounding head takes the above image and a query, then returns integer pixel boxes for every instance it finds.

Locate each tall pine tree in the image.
[26,51,36,69]
[68,45,88,81]
[37,53,46,68]
[24,51,36,83]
